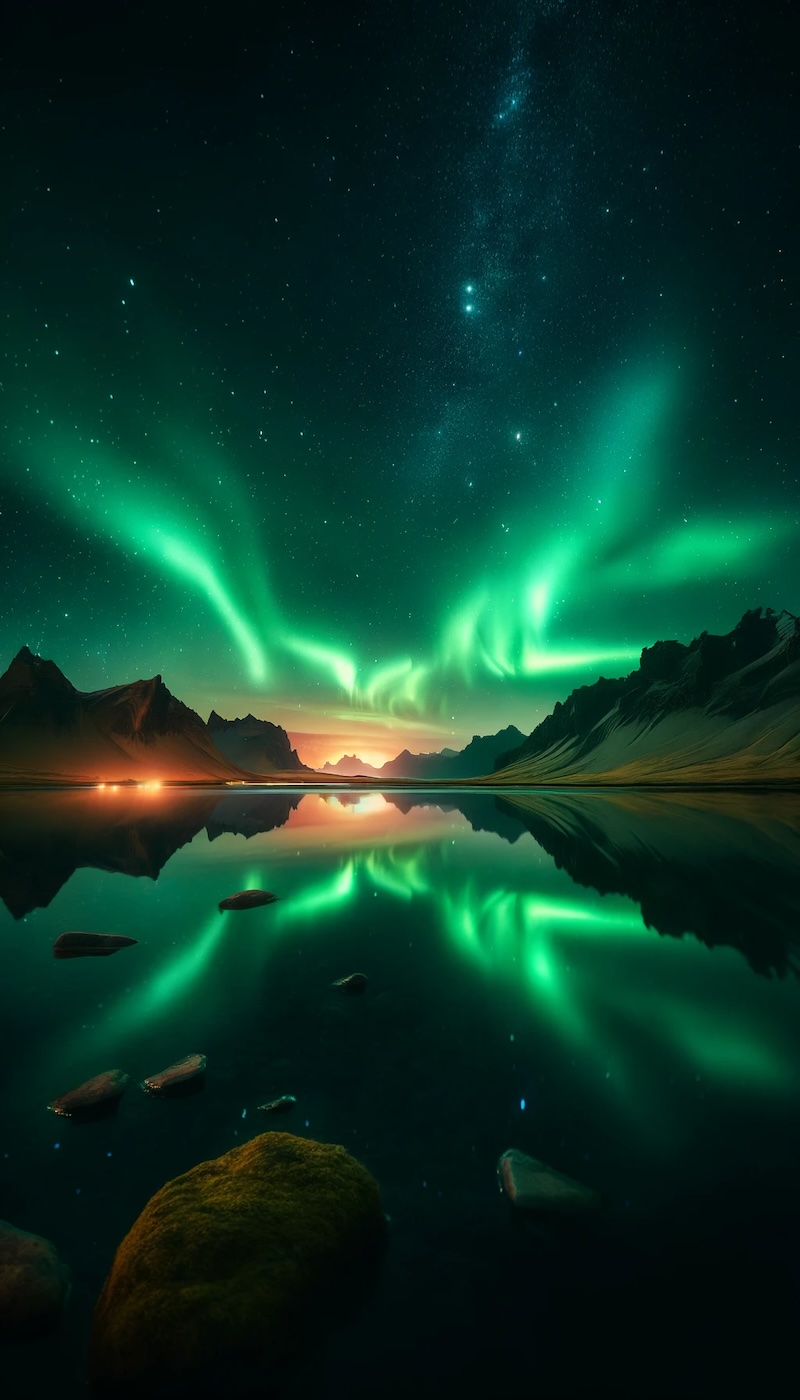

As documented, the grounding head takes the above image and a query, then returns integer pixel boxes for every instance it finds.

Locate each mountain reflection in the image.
[0,789,297,919]
[497,789,800,979]
[1,787,798,977]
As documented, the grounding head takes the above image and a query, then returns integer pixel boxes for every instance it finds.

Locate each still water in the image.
[2,786,799,1396]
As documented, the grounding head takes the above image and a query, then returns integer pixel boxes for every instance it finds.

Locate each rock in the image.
[48,1069,130,1121]
[0,1219,71,1339]
[332,972,368,994]
[53,931,138,959]
[218,889,279,911]
[142,1053,206,1097]
[257,1095,296,1113]
[497,1148,601,1214]
[88,1132,388,1396]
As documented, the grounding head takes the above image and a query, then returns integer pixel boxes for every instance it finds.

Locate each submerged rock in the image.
[257,1095,296,1113]
[53,931,138,959]
[0,1219,71,1339]
[48,1069,130,1121]
[497,1148,600,1214]
[142,1053,207,1097]
[88,1132,388,1396]
[332,972,368,994]
[218,889,279,911]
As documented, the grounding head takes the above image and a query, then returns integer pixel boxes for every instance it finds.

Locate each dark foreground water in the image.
[1,786,799,1397]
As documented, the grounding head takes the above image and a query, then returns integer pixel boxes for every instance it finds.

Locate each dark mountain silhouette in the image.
[380,727,525,778]
[324,728,525,779]
[0,648,248,784]
[495,608,800,785]
[207,711,310,774]
[321,754,386,778]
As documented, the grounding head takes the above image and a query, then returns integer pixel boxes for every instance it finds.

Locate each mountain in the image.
[494,607,800,785]
[207,711,310,774]
[379,726,525,779]
[321,754,385,778]
[0,647,248,784]
[323,728,525,781]
[322,730,523,780]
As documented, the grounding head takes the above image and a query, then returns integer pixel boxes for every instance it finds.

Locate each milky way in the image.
[1,0,795,762]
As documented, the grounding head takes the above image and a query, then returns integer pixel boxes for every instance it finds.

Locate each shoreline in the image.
[1,778,799,794]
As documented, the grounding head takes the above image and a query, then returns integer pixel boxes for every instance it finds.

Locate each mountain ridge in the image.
[207,710,310,774]
[2,606,797,787]
[0,649,249,784]
[494,607,800,785]
[323,726,526,779]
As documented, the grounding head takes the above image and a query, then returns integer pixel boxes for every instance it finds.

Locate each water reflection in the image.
[2,787,799,1398]
[2,787,798,979]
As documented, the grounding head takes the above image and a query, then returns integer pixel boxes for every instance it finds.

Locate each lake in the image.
[2,786,799,1396]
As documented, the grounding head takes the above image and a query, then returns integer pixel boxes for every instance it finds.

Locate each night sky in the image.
[1,0,796,767]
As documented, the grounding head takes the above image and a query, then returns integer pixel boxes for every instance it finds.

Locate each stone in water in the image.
[142,1053,207,1097]
[48,1069,130,1121]
[497,1148,600,1214]
[53,931,138,959]
[257,1095,297,1113]
[218,889,279,911]
[332,972,368,994]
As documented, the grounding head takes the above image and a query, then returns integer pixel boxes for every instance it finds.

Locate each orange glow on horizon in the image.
[97,779,163,792]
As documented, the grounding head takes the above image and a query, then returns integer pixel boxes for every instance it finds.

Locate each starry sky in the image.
[1,0,796,767]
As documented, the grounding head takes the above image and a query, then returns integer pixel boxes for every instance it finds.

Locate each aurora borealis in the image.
[1,1,795,766]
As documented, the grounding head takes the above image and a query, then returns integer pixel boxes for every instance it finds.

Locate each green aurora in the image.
[1,1,795,760]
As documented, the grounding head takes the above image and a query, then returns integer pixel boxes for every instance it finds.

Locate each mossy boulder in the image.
[88,1131,387,1396]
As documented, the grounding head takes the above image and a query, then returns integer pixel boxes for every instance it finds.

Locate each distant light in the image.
[520,1098,526,1111]
[241,1109,247,1119]
[96,783,106,790]
[129,278,135,286]
[53,1142,60,1150]
[465,303,474,313]
[465,283,474,293]
[515,432,521,441]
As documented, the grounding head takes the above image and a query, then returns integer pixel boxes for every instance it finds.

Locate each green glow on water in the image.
[111,909,228,1033]
[675,1017,793,1091]
[19,796,797,1129]
[274,859,356,926]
